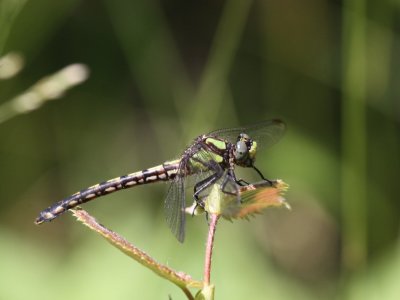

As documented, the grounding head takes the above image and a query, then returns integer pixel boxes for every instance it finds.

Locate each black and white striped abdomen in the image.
[35,160,180,224]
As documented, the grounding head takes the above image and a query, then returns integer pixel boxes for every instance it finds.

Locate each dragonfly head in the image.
[233,133,257,167]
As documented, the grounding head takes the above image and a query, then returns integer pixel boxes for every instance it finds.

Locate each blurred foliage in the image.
[0,0,399,299]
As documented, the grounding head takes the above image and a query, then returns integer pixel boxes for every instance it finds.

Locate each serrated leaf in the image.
[202,180,289,220]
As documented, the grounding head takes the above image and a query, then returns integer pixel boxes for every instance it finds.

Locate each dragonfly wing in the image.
[164,142,227,242]
[164,160,187,243]
[208,119,286,150]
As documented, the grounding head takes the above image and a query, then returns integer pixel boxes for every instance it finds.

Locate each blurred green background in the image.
[1,0,399,299]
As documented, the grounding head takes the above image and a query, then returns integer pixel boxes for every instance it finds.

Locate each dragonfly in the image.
[35,119,285,242]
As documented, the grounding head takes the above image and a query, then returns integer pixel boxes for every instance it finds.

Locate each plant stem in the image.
[71,208,202,299]
[204,213,220,286]
[341,0,367,272]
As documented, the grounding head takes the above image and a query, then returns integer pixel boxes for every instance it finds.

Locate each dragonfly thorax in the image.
[233,133,257,167]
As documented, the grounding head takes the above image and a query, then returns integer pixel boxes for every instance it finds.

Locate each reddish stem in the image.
[203,213,220,286]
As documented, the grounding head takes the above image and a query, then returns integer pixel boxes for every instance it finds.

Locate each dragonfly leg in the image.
[194,172,223,205]
[252,165,274,185]
[220,169,241,203]
[220,170,239,194]
[226,169,248,186]
[193,170,223,207]
[235,178,249,186]
[189,156,224,205]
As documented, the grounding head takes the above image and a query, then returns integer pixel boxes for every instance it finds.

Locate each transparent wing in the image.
[164,142,226,242]
[208,119,286,151]
[164,164,186,243]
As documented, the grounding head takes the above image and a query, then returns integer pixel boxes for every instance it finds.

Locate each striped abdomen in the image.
[35,160,180,224]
